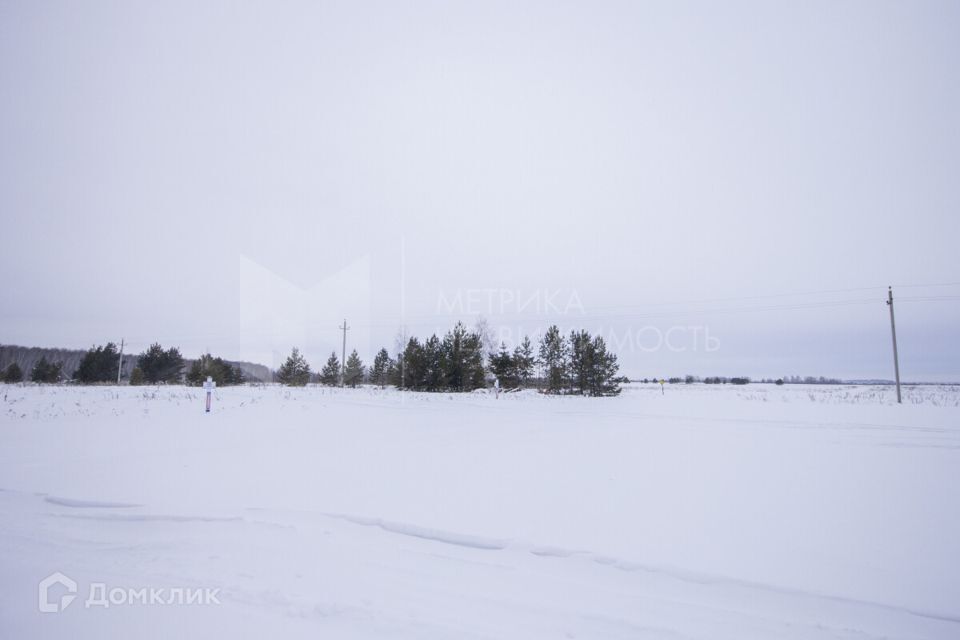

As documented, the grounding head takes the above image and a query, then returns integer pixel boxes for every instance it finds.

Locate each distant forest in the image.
[0,344,271,384]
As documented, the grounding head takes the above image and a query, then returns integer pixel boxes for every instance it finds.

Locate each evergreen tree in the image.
[343,350,365,387]
[370,348,392,388]
[319,352,341,386]
[137,343,184,384]
[442,323,468,391]
[186,360,203,385]
[75,342,121,384]
[277,348,311,386]
[512,336,535,388]
[2,362,24,383]
[386,357,398,387]
[462,331,486,390]
[377,323,622,396]
[489,342,518,389]
[30,356,63,383]
[568,330,593,394]
[129,367,145,386]
[400,338,423,389]
[442,322,485,391]
[389,348,406,388]
[538,325,568,394]
[586,335,621,396]
[423,335,446,391]
[187,354,245,386]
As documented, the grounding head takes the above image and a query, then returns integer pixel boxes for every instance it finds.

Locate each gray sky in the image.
[2,0,958,380]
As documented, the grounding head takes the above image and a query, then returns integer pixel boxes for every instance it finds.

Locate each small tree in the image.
[343,350,365,388]
[277,348,311,386]
[423,335,445,391]
[489,342,518,389]
[129,367,146,386]
[400,338,424,390]
[568,330,593,394]
[319,352,341,386]
[30,357,62,383]
[538,325,568,394]
[370,348,392,388]
[2,362,24,383]
[512,336,535,388]
[586,335,620,396]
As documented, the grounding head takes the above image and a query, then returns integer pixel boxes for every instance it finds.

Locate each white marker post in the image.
[203,376,216,413]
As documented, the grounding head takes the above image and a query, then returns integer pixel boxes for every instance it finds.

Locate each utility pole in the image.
[117,338,124,385]
[339,319,350,387]
[886,287,902,404]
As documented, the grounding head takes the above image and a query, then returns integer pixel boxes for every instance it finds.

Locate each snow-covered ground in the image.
[1,382,958,639]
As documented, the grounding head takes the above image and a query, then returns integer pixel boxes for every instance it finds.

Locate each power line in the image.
[899,295,960,302]
[346,297,888,329]
[53,283,960,346]
[344,280,960,327]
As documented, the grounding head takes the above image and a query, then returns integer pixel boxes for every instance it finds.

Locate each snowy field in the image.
[1,382,958,639]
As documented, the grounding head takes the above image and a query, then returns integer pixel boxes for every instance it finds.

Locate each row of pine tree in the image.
[276,322,621,396]
[2,323,622,396]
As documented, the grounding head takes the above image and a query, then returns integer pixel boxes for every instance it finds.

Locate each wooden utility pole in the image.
[339,319,350,387]
[886,287,902,404]
[117,338,124,385]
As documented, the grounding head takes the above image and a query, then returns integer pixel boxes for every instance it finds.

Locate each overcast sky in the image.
[2,0,958,380]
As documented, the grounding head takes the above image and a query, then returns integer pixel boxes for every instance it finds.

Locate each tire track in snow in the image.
[44,495,142,508]
[269,507,960,628]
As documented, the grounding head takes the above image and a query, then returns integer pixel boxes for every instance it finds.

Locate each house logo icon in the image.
[38,572,77,613]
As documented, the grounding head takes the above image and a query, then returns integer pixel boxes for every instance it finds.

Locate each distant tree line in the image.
[275,322,621,396]
[635,376,753,385]
[778,375,842,385]
[0,341,254,387]
[0,345,101,384]
[0,357,64,383]
[3,324,623,397]
[703,376,751,385]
